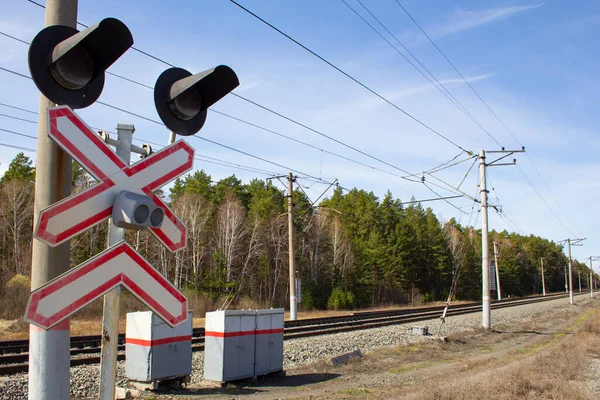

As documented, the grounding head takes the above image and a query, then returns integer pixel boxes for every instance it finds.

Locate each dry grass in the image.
[419,309,600,400]
[0,299,355,340]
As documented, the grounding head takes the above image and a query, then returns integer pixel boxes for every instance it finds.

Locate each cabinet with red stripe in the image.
[203,309,257,381]
[203,308,284,382]
[255,309,284,376]
[125,311,193,383]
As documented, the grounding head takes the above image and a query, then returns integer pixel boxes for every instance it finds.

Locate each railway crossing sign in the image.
[34,106,194,252]
[26,106,194,330]
[25,241,188,329]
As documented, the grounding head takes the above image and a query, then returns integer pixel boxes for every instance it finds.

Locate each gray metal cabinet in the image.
[125,311,192,382]
[255,309,284,375]
[203,310,256,382]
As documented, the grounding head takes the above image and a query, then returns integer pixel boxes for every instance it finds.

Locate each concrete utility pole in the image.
[28,1,77,399]
[540,257,546,296]
[479,150,491,329]
[478,147,524,329]
[99,124,136,400]
[493,240,502,300]
[559,238,585,305]
[287,173,297,321]
[588,256,600,298]
[567,239,574,304]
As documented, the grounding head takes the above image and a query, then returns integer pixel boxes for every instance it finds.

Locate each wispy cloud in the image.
[438,73,498,86]
[436,3,545,37]
[383,73,497,104]
[235,81,263,93]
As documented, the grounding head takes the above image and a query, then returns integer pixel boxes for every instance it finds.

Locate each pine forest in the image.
[0,152,592,318]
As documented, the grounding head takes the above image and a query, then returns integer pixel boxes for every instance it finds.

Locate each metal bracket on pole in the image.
[98,130,149,157]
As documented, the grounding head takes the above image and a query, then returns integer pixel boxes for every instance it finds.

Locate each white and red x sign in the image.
[25,241,188,329]
[35,106,194,252]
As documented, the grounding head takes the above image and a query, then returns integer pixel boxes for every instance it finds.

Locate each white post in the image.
[168,131,176,145]
[288,172,297,321]
[564,267,568,293]
[479,150,491,329]
[541,257,546,296]
[493,240,502,300]
[567,239,574,305]
[99,124,134,400]
[590,257,594,298]
[579,269,582,292]
[29,1,77,400]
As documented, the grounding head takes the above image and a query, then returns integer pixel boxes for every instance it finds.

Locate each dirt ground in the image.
[137,297,600,399]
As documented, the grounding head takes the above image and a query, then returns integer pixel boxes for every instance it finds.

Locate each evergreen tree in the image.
[1,152,35,184]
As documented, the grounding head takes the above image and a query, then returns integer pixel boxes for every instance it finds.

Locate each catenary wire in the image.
[4,9,476,207]
[3,17,476,210]
[229,0,468,153]
[14,7,425,181]
[0,65,473,207]
[0,106,283,177]
[0,28,419,181]
[0,122,284,177]
[0,65,336,184]
[395,0,579,235]
[0,141,36,153]
[516,164,573,234]
[343,0,503,148]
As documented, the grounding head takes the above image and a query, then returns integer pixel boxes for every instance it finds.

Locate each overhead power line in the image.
[0,104,285,177]
[342,0,502,148]
[0,141,36,153]
[516,164,573,235]
[394,1,513,144]
[0,118,285,178]
[395,0,580,235]
[7,5,479,209]
[0,66,337,186]
[229,0,468,153]
[18,1,421,181]
[0,27,419,180]
[230,93,412,176]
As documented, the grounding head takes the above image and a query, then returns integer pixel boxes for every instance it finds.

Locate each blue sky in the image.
[1,0,599,268]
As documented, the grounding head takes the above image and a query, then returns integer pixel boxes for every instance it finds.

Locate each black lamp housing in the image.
[28,18,133,109]
[154,66,239,136]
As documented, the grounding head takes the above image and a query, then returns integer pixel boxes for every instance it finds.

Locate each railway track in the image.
[0,293,577,375]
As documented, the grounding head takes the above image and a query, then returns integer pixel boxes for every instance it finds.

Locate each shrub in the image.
[327,287,356,310]
[1,274,31,319]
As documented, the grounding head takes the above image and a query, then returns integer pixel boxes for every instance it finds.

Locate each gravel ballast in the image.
[0,296,588,399]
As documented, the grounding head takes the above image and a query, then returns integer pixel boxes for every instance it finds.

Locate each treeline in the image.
[0,152,594,317]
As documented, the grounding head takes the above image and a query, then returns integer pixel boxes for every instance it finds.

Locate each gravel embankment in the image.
[0,297,585,399]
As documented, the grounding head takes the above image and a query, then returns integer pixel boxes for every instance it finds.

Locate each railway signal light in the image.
[154,66,239,136]
[112,191,165,230]
[28,18,133,109]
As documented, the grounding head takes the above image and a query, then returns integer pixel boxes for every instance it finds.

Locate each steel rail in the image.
[0,293,578,375]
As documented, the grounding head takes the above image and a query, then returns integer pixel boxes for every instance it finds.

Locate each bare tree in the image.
[269,216,288,305]
[221,215,262,309]
[215,194,247,283]
[0,180,34,275]
[172,193,212,289]
[327,213,354,284]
